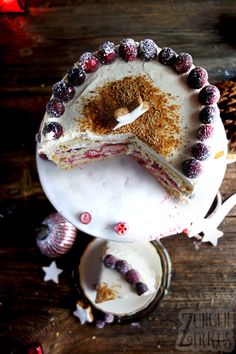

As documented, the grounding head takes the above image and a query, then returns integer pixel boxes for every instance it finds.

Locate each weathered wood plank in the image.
[0,1,236,353]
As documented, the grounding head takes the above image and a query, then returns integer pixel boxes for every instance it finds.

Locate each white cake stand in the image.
[36,133,227,321]
[37,145,227,243]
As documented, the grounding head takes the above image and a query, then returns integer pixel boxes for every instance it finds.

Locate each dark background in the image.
[0,1,236,353]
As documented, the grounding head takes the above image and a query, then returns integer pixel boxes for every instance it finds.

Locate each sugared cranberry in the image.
[39,152,48,160]
[46,98,65,117]
[181,158,202,178]
[173,53,193,73]
[192,143,210,161]
[138,39,158,61]
[119,38,138,62]
[125,269,140,284]
[114,222,129,235]
[199,85,220,105]
[115,260,129,274]
[97,41,117,64]
[187,67,208,89]
[79,52,100,73]
[103,254,116,269]
[52,81,75,102]
[104,313,115,324]
[135,282,148,296]
[95,320,106,329]
[159,47,177,65]
[67,66,86,86]
[197,124,214,141]
[199,106,219,124]
[43,122,63,139]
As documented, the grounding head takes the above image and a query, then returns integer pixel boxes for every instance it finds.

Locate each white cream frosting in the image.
[40,58,197,162]
[38,48,227,197]
[97,241,159,299]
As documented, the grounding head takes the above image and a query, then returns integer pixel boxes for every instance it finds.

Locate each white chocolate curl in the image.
[113,98,149,130]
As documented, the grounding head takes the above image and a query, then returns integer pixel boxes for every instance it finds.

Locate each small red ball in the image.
[79,212,92,224]
[114,222,129,235]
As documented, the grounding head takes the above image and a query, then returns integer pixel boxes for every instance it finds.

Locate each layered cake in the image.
[95,241,158,303]
[37,38,226,198]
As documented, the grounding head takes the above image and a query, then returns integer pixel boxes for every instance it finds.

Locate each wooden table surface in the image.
[0,1,236,353]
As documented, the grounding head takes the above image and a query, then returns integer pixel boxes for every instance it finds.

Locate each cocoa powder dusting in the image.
[79,76,181,157]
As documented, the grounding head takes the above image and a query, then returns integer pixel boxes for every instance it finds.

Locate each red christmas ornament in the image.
[0,0,25,13]
[27,344,43,354]
[36,213,77,258]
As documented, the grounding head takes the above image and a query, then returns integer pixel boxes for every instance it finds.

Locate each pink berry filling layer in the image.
[55,143,188,196]
[61,143,128,166]
[132,150,182,193]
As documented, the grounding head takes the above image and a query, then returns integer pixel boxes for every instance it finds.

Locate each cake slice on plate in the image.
[95,241,157,303]
[37,38,226,199]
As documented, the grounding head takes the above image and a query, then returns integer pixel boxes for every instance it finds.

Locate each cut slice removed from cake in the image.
[95,241,158,304]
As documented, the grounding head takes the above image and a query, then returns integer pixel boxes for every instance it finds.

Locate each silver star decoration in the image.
[73,302,93,324]
[42,261,63,284]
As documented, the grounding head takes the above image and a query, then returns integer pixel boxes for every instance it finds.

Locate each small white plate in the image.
[37,146,227,242]
[76,238,171,321]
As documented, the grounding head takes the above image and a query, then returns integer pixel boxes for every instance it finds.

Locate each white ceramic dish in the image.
[77,238,171,320]
[37,143,227,242]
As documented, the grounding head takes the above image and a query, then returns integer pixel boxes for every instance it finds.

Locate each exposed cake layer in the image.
[51,137,193,197]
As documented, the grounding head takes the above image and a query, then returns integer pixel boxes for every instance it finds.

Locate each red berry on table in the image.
[199,85,220,105]
[135,282,148,296]
[46,98,65,117]
[192,142,210,161]
[138,39,158,61]
[199,105,219,124]
[67,66,86,86]
[187,67,208,89]
[79,211,91,224]
[43,122,63,139]
[158,47,177,65]
[97,41,117,64]
[79,52,100,73]
[173,53,193,73]
[119,38,138,62]
[114,222,129,235]
[52,80,75,102]
[197,124,214,141]
[181,158,202,178]
[125,269,140,284]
